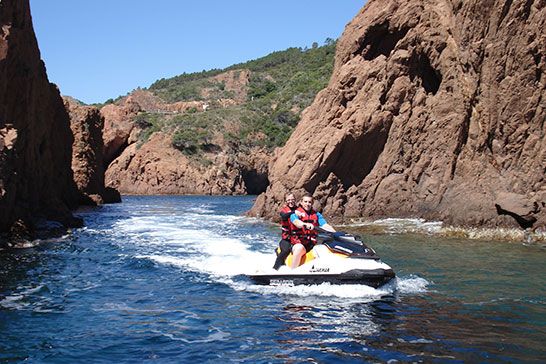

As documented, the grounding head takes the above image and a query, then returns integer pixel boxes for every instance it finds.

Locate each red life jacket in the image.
[289,206,319,246]
[279,205,294,240]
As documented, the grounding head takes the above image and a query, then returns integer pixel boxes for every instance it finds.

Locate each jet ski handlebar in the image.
[314,226,351,241]
[314,226,335,234]
[313,228,380,259]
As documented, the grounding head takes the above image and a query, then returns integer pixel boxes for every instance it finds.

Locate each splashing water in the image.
[113,206,425,299]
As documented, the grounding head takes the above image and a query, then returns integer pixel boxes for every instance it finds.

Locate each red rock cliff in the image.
[0,0,81,232]
[102,90,270,196]
[250,0,546,229]
[64,97,121,205]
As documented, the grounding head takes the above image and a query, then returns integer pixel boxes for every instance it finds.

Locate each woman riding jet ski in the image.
[248,194,395,287]
[248,227,395,287]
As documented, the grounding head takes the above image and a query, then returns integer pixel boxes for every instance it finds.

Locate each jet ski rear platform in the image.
[248,230,395,288]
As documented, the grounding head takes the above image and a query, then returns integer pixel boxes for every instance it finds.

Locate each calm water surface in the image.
[1,196,545,363]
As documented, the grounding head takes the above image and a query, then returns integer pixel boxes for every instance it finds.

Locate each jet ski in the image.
[248,228,395,288]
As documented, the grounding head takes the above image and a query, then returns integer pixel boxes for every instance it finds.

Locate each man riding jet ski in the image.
[285,193,337,269]
[249,194,395,287]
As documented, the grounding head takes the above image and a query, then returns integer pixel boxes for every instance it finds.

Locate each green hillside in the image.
[141,39,337,156]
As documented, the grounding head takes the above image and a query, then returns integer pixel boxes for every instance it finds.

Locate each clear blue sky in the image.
[29,1,365,104]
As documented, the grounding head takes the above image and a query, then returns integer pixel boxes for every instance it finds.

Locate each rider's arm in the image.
[279,211,292,220]
[290,213,313,230]
[316,212,336,232]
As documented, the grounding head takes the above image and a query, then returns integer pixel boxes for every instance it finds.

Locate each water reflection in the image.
[267,291,546,362]
[272,297,382,361]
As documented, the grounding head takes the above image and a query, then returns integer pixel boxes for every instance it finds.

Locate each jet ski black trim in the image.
[315,229,380,257]
[322,238,380,259]
[248,268,395,288]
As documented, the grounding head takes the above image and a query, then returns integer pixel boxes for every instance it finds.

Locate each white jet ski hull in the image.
[248,239,395,288]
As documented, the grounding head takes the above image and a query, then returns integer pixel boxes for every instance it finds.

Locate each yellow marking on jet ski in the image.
[277,246,349,267]
[285,250,316,267]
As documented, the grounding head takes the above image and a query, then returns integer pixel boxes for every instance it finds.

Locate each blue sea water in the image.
[1,195,545,363]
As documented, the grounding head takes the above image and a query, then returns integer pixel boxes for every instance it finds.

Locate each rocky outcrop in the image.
[101,90,209,166]
[101,75,268,196]
[250,0,546,230]
[494,191,545,229]
[101,96,142,166]
[105,132,269,195]
[203,69,250,103]
[0,0,82,233]
[64,97,121,204]
[100,82,252,168]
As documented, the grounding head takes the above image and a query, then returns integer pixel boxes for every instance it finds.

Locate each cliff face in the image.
[105,132,269,195]
[250,0,546,229]
[0,0,81,232]
[102,90,270,195]
[64,97,121,205]
[101,93,143,167]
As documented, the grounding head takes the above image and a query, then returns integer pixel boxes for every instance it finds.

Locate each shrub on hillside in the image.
[137,40,338,160]
[172,128,211,155]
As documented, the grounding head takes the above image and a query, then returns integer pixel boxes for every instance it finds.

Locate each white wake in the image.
[112,208,429,299]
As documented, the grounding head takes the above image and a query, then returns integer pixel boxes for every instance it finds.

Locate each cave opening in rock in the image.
[409,53,442,95]
[242,169,269,195]
[104,139,128,170]
[331,125,391,191]
[354,21,410,61]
